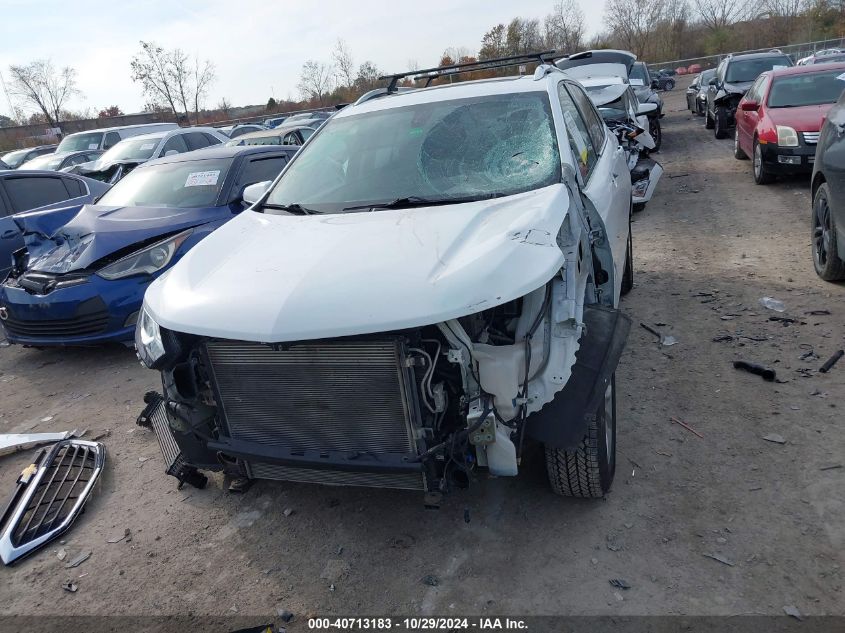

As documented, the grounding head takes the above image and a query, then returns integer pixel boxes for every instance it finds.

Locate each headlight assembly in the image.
[776,125,799,147]
[97,230,191,280]
[135,306,165,368]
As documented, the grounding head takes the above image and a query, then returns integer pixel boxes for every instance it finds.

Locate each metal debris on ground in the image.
[62,581,78,593]
[107,528,132,544]
[819,464,843,471]
[805,310,830,316]
[768,316,803,326]
[733,360,776,382]
[783,605,803,621]
[670,416,703,438]
[762,434,786,445]
[819,350,844,374]
[283,508,294,517]
[65,551,91,568]
[640,322,678,346]
[702,552,734,566]
[712,335,734,342]
[609,578,631,589]
[759,297,786,312]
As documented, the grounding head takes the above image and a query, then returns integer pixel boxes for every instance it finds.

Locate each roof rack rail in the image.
[379,51,557,93]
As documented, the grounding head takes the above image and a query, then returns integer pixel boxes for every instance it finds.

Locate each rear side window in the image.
[203,133,223,146]
[184,132,212,151]
[62,177,86,197]
[237,156,289,190]
[558,82,599,181]
[161,134,189,155]
[103,132,121,149]
[4,176,71,212]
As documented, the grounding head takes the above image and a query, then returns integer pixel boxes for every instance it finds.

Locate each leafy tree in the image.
[98,105,124,118]
[266,97,277,111]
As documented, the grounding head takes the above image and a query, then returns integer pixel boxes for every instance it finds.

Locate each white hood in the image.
[144,185,569,342]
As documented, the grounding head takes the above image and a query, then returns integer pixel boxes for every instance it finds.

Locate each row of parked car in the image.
[684,49,845,284]
[0,50,667,501]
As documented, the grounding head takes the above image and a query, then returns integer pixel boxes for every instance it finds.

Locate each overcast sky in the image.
[0,0,608,118]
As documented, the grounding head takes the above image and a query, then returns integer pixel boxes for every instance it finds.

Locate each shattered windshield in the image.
[264,92,560,214]
[96,158,233,208]
[99,137,163,163]
[726,57,792,83]
[57,132,104,152]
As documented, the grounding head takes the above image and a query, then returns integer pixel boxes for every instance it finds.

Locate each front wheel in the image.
[714,106,728,139]
[545,376,617,498]
[753,139,774,184]
[648,116,662,152]
[666,80,675,91]
[705,106,715,129]
[812,183,845,281]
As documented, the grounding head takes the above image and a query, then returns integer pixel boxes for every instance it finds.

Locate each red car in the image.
[734,62,845,184]
[687,63,703,74]
[676,67,688,75]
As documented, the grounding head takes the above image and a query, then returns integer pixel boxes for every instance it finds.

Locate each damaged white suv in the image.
[135,57,634,500]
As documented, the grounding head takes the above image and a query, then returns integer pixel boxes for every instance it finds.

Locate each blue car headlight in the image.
[97,230,192,280]
[135,306,165,368]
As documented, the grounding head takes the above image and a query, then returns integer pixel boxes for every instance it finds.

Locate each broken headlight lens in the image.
[776,125,799,147]
[135,306,165,368]
[97,230,191,280]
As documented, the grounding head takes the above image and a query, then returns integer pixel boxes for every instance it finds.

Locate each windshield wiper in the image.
[342,193,505,213]
[261,202,317,215]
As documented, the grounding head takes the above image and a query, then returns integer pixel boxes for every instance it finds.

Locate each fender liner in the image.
[526,303,631,449]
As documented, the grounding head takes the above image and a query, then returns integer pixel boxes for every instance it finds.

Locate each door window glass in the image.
[557,82,599,181]
[4,176,71,212]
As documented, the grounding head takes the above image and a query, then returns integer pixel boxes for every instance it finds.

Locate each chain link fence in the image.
[648,37,845,74]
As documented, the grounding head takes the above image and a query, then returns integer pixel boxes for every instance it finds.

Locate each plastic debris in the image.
[107,528,132,544]
[422,574,439,587]
[277,609,294,623]
[609,578,631,589]
[783,605,803,621]
[762,434,786,444]
[702,552,734,566]
[56,548,67,561]
[283,508,294,517]
[62,581,78,593]
[640,322,678,346]
[733,360,776,382]
[819,464,842,471]
[820,349,844,373]
[0,430,80,457]
[759,297,786,312]
[65,551,91,568]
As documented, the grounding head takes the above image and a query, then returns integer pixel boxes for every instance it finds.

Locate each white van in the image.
[56,123,180,153]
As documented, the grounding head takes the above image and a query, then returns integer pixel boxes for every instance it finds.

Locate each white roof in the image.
[335,75,550,118]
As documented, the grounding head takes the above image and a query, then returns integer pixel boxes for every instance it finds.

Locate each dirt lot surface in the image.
[0,80,843,626]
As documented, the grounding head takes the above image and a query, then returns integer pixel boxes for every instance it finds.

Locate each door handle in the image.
[1,230,17,239]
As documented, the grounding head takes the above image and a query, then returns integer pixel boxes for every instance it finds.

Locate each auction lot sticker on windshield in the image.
[88,144,98,149]
[837,73,845,81]
[185,170,221,187]
[140,143,156,150]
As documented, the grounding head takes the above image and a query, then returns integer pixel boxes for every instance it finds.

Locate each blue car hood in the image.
[19,204,230,274]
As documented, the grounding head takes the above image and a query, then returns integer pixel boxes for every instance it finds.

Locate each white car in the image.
[69,127,229,184]
[135,57,634,499]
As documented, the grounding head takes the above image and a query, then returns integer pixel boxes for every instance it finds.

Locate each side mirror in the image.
[242,180,272,205]
[650,79,659,89]
[164,150,179,157]
[740,101,759,112]
[637,102,658,115]
[708,77,718,86]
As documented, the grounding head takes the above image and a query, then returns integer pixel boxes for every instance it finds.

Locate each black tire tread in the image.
[814,184,845,281]
[545,414,604,498]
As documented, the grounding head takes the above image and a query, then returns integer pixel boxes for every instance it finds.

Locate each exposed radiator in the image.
[205,339,424,489]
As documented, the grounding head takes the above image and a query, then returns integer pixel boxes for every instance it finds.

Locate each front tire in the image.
[753,139,774,184]
[648,116,662,152]
[714,106,728,139]
[734,128,747,159]
[545,376,617,498]
[812,183,845,281]
[705,106,714,129]
[666,80,675,90]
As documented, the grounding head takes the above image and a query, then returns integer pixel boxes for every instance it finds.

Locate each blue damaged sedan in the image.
[0,144,297,346]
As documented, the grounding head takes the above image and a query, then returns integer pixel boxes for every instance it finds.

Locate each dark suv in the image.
[705,51,793,138]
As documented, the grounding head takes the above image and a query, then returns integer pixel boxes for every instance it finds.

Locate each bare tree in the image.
[332,39,355,89]
[7,60,80,130]
[544,0,586,53]
[604,0,667,57]
[505,18,542,55]
[217,97,232,117]
[130,41,216,124]
[694,0,749,30]
[297,60,334,104]
[354,61,383,92]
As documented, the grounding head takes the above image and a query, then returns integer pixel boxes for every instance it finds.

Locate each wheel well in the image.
[812,172,826,199]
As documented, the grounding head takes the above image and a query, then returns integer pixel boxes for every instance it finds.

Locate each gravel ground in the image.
[0,81,843,627]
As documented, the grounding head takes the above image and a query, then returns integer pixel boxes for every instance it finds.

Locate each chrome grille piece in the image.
[206,339,417,454]
[0,440,105,565]
[803,131,820,145]
[248,462,424,490]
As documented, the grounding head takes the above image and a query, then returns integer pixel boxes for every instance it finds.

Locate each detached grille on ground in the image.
[0,440,105,565]
[205,339,424,490]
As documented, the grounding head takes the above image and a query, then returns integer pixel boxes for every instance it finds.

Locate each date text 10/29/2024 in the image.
[307,617,529,630]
